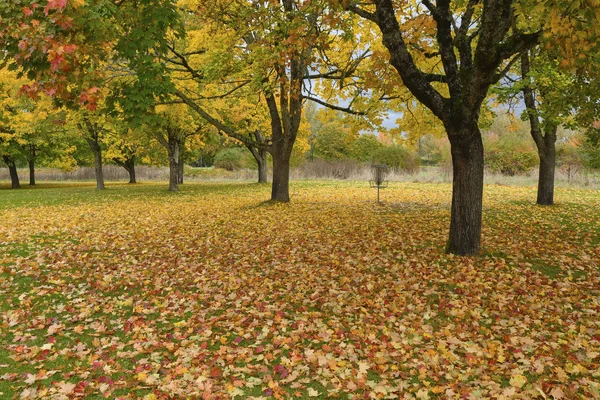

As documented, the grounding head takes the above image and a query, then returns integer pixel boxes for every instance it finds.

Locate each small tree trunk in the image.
[446,130,484,255]
[28,159,35,186]
[168,139,179,192]
[257,150,268,183]
[92,149,105,190]
[178,142,184,185]
[537,129,557,205]
[271,152,290,202]
[86,138,104,190]
[3,156,21,189]
[248,145,268,183]
[28,145,36,186]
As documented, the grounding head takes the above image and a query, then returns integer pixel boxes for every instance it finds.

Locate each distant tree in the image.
[483,115,537,176]
[373,145,420,173]
[349,134,384,162]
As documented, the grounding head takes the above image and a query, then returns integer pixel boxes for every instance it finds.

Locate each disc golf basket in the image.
[369,164,388,203]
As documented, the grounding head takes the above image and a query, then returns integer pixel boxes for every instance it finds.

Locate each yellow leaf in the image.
[510,374,527,389]
[71,0,86,8]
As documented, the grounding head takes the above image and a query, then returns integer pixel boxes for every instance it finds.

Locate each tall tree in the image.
[342,0,540,254]
[165,0,377,201]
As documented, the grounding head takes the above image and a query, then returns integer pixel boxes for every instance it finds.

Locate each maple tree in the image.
[161,0,379,201]
[339,0,545,254]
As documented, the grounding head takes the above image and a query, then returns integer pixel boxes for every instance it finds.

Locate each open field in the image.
[1,181,599,399]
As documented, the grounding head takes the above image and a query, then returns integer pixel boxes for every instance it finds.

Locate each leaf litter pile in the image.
[0,182,599,399]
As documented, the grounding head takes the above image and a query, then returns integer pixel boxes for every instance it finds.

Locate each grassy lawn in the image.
[0,181,599,399]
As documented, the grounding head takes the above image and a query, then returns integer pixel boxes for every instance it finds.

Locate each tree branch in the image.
[302,95,367,116]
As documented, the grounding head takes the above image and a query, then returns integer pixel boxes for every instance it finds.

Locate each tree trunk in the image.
[257,150,268,183]
[168,139,179,192]
[446,129,484,256]
[3,156,21,189]
[28,159,35,186]
[248,145,268,183]
[127,159,137,184]
[537,127,557,205]
[271,152,290,202]
[86,137,104,190]
[92,149,105,190]
[178,142,184,185]
[114,157,137,184]
[28,145,36,186]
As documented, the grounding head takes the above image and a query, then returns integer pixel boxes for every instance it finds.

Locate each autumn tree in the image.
[163,0,378,201]
[340,0,543,254]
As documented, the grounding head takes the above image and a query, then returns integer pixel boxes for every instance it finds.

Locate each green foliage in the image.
[313,125,353,160]
[582,136,600,169]
[213,147,253,171]
[557,136,585,179]
[483,116,538,176]
[372,145,420,173]
[349,134,383,162]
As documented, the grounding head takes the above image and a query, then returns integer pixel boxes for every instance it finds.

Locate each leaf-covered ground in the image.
[1,181,599,399]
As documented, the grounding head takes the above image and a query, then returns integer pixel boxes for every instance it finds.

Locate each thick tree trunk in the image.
[3,156,21,189]
[28,159,35,186]
[168,139,179,192]
[537,128,557,205]
[114,157,137,184]
[271,152,290,202]
[127,159,137,184]
[446,129,484,256]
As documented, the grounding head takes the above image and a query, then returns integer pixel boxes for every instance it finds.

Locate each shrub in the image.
[372,145,420,174]
[484,132,537,176]
[213,148,252,171]
[349,134,383,162]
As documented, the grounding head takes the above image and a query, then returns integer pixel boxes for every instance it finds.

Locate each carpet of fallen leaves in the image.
[0,182,599,399]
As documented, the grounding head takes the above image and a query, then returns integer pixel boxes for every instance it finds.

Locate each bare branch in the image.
[302,95,367,116]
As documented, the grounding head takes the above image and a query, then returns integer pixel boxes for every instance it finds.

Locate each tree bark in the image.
[168,138,179,192]
[247,144,268,183]
[28,145,36,186]
[446,126,485,255]
[3,155,21,189]
[178,140,184,185]
[271,152,290,201]
[127,159,137,184]
[115,157,137,184]
[537,127,557,205]
[86,138,105,190]
[28,159,35,186]
[257,150,268,183]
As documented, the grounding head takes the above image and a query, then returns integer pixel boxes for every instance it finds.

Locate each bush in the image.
[213,148,252,171]
[295,158,363,179]
[484,132,537,176]
[349,134,383,162]
[372,145,420,174]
